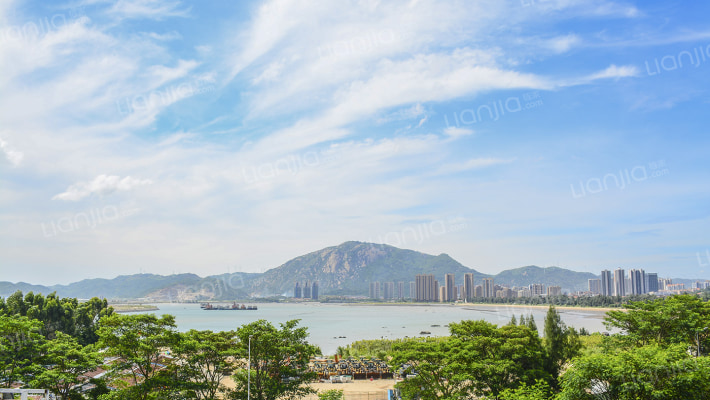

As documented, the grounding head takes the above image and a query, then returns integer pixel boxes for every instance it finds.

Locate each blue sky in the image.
[1,0,709,285]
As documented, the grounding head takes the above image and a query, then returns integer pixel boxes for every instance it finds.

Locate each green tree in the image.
[97,314,179,400]
[318,389,344,400]
[0,315,44,388]
[559,343,710,400]
[391,337,468,400]
[526,314,538,333]
[229,319,320,400]
[171,329,239,399]
[543,305,581,390]
[508,314,517,326]
[604,294,710,350]
[30,332,102,400]
[74,297,113,346]
[450,320,549,399]
[497,380,554,400]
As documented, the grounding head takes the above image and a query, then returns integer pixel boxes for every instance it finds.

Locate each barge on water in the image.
[200,302,257,310]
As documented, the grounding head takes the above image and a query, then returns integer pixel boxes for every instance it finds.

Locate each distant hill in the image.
[246,241,488,296]
[492,266,598,293]
[2,242,694,299]
[0,281,52,297]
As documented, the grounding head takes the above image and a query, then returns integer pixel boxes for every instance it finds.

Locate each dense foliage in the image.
[0,290,113,345]
[3,291,710,400]
[229,319,321,400]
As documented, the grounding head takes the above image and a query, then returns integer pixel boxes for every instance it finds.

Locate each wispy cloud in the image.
[53,175,153,201]
[0,137,23,167]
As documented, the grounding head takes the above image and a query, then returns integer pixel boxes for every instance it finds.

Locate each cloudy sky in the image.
[1,0,709,285]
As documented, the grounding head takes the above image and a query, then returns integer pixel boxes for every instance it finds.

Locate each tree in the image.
[229,319,320,400]
[543,305,581,390]
[97,314,179,400]
[526,314,538,333]
[392,321,550,400]
[170,329,239,399]
[0,315,44,388]
[450,320,549,398]
[559,343,710,400]
[604,294,710,349]
[74,297,113,346]
[508,314,517,326]
[30,332,102,400]
[498,380,554,400]
[391,337,469,400]
[318,389,344,400]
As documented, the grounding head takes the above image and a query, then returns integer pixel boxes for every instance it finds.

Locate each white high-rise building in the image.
[614,268,626,297]
[601,270,613,296]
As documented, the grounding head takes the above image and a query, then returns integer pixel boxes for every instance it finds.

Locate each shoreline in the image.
[111,304,160,313]
[343,302,621,313]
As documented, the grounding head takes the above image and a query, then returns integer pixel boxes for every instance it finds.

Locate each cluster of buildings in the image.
[293,281,319,300]
[588,268,710,296]
[368,273,561,302]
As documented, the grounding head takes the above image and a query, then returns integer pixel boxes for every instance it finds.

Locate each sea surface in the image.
[131,302,611,355]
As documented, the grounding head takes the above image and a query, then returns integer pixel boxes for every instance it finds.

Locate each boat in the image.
[201,302,257,310]
[419,331,431,335]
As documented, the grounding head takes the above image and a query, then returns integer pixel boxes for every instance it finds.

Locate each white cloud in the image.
[443,126,474,138]
[0,137,23,167]
[53,174,153,201]
[437,157,515,174]
[585,64,639,80]
[107,0,191,20]
[547,34,581,53]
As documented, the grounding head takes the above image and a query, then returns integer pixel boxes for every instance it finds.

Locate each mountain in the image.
[51,273,204,299]
[492,266,598,293]
[1,242,693,299]
[246,241,487,296]
[0,281,52,297]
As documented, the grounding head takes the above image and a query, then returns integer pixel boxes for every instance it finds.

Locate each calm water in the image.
[132,303,611,355]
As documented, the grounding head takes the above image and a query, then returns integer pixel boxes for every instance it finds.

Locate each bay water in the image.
[131,302,611,355]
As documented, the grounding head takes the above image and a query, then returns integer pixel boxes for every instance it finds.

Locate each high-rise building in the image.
[529,284,545,296]
[588,279,601,294]
[496,288,514,298]
[659,278,672,291]
[445,273,456,302]
[416,274,438,302]
[294,282,302,298]
[547,286,562,296]
[614,268,626,297]
[439,286,447,303]
[518,288,532,298]
[601,270,613,296]
[383,282,395,300]
[629,269,646,295]
[483,278,495,298]
[464,273,474,301]
[311,281,319,300]
[303,280,312,298]
[397,282,405,299]
[646,273,658,293]
[474,285,483,297]
[369,281,380,299]
[409,282,416,299]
